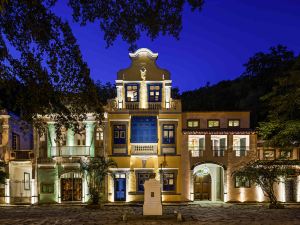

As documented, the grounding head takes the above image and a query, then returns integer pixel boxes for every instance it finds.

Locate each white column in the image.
[190,170,194,201]
[297,175,300,202]
[223,169,228,202]
[57,178,61,203]
[116,85,123,109]
[31,179,37,204]
[278,177,286,202]
[5,178,10,204]
[164,81,172,108]
[140,81,148,109]
[85,122,95,157]
[47,123,56,157]
[67,129,74,146]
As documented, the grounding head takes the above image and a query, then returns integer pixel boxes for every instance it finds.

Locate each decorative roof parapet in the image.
[129,48,158,59]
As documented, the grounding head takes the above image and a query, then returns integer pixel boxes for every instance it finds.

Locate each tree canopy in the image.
[181,45,299,129]
[0,0,204,135]
[233,159,300,208]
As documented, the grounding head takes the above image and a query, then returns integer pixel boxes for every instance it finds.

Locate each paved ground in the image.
[0,203,299,225]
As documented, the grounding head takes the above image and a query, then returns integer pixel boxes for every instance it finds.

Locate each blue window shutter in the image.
[131,116,157,143]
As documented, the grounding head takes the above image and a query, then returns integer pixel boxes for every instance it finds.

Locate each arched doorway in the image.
[192,163,225,202]
[194,173,211,200]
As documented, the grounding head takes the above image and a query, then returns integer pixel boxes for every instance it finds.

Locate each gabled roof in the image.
[117,48,170,81]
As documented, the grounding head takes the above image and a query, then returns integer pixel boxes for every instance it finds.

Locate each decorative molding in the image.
[129,48,158,59]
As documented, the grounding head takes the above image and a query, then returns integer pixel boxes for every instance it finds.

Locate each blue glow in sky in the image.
[54,0,300,91]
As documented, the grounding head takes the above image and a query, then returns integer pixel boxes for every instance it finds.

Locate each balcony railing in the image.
[212,146,227,157]
[10,150,34,160]
[51,146,90,157]
[107,99,181,112]
[189,148,205,157]
[233,146,250,157]
[257,147,300,160]
[190,150,204,157]
[131,144,157,155]
[125,102,139,110]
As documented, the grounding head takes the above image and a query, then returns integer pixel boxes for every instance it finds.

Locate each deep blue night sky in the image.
[53,0,300,91]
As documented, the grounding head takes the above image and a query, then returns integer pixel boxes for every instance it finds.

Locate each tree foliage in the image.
[258,57,300,147]
[181,45,298,127]
[233,160,300,208]
[68,0,204,50]
[80,157,116,205]
[0,0,204,136]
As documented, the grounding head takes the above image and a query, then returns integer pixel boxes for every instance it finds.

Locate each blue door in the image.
[115,178,126,201]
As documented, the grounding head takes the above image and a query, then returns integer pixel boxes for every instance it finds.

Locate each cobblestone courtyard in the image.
[0,203,299,225]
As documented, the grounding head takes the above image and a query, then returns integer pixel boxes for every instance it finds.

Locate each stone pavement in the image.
[0,203,299,225]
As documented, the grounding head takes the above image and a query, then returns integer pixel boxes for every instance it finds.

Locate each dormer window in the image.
[148,84,162,102]
[125,84,139,102]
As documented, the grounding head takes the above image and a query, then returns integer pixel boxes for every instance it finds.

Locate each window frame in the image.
[187,119,200,129]
[234,176,251,188]
[162,124,175,144]
[207,119,220,128]
[24,172,30,190]
[228,119,240,128]
[136,172,152,192]
[113,125,126,145]
[125,83,139,102]
[41,183,54,194]
[12,132,20,150]
[148,83,162,102]
[162,171,177,192]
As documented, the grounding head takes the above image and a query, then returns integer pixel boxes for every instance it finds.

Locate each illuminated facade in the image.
[106,48,183,202]
[1,49,300,204]
[35,114,103,203]
[0,109,35,204]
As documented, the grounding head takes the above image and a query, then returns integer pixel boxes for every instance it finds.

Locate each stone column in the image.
[85,122,95,157]
[189,170,194,201]
[47,123,56,157]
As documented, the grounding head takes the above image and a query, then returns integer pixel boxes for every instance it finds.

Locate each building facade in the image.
[105,48,183,202]
[0,109,35,204]
[35,114,103,203]
[2,48,300,204]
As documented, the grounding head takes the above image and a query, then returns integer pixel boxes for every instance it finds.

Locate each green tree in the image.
[181,45,297,127]
[258,56,300,148]
[0,0,204,136]
[80,157,116,205]
[232,160,300,208]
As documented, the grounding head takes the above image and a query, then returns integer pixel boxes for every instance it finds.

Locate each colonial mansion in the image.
[0,48,299,204]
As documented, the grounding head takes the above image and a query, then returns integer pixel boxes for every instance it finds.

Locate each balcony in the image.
[125,102,139,110]
[189,147,205,157]
[257,147,300,160]
[233,146,250,157]
[131,144,157,155]
[107,99,181,112]
[51,146,90,157]
[10,150,34,160]
[212,146,227,157]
